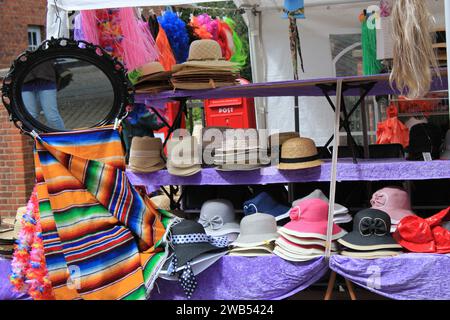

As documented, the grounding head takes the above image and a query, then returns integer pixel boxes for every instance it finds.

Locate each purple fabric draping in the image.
[134,71,447,103]
[0,258,31,300]
[151,255,328,300]
[330,254,450,300]
[127,159,450,187]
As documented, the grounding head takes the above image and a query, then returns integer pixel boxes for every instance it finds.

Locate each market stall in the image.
[0,0,449,301]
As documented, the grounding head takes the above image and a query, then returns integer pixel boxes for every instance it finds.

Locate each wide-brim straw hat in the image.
[128,137,165,172]
[172,40,238,71]
[136,62,172,83]
[278,137,322,170]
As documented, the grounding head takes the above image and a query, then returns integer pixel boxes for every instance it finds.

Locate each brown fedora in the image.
[128,137,165,173]
[278,137,322,170]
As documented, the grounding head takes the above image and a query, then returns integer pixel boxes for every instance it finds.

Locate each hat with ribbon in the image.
[338,209,402,251]
[370,187,415,225]
[280,198,346,240]
[168,219,229,298]
[393,207,450,253]
[278,137,322,170]
[243,192,291,223]
[198,199,240,237]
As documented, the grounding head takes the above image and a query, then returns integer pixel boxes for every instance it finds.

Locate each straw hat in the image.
[128,137,165,173]
[166,136,202,176]
[136,62,172,82]
[278,137,322,170]
[173,40,238,70]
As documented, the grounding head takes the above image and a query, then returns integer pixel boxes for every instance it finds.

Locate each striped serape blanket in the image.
[34,127,167,300]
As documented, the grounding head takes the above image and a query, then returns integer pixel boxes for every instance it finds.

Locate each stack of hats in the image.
[274,199,347,262]
[370,187,416,232]
[161,219,230,298]
[441,130,450,160]
[214,132,268,171]
[230,213,278,256]
[338,209,403,259]
[293,189,352,224]
[278,137,322,170]
[166,136,202,176]
[243,192,291,225]
[198,199,241,242]
[171,40,239,90]
[128,137,165,173]
[134,62,173,94]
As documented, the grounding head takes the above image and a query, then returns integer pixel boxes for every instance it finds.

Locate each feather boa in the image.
[223,17,247,68]
[158,12,190,64]
[10,187,54,300]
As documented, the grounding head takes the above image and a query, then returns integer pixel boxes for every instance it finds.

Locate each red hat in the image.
[393,207,450,253]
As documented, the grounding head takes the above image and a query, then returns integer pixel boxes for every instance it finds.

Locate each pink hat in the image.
[281,198,346,241]
[370,187,416,224]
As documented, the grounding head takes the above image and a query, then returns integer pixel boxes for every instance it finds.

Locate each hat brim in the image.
[273,247,326,262]
[229,245,273,256]
[278,159,323,170]
[204,222,241,237]
[128,161,166,173]
[215,164,262,171]
[175,60,238,70]
[174,242,228,266]
[340,250,402,259]
[231,232,278,248]
[167,165,201,177]
[277,229,339,250]
[392,232,436,253]
[281,221,346,241]
[338,232,402,251]
[276,238,327,256]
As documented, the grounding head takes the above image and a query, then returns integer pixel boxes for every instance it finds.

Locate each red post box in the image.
[203,79,257,129]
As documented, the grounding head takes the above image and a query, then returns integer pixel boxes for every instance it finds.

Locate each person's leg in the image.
[38,89,66,130]
[21,91,40,119]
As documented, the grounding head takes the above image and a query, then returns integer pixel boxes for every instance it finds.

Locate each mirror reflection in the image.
[21,58,114,130]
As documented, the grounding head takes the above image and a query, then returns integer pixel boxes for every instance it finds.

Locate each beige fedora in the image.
[136,62,172,83]
[167,136,202,176]
[278,137,322,170]
[128,137,165,173]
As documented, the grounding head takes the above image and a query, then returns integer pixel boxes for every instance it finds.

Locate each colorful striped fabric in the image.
[34,127,167,300]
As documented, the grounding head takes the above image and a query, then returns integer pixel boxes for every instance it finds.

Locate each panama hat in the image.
[231,213,279,248]
[173,40,238,70]
[128,137,165,173]
[338,209,402,251]
[278,137,322,170]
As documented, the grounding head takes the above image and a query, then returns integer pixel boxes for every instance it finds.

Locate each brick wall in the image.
[0,0,47,68]
[0,98,35,218]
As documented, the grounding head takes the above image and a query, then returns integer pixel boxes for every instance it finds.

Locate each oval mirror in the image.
[1,38,133,134]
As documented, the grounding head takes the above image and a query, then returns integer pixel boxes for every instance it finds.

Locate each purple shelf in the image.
[134,71,447,103]
[126,159,450,187]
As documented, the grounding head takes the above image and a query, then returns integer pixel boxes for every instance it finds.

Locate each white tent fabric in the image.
[46,0,226,39]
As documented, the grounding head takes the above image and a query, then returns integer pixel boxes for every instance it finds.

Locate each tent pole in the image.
[325,79,343,258]
[446,0,450,123]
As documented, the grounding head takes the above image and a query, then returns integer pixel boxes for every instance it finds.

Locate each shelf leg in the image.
[345,278,357,300]
[324,271,337,300]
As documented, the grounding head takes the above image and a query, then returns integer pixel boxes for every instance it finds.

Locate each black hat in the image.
[407,123,442,161]
[171,220,228,266]
[338,209,402,251]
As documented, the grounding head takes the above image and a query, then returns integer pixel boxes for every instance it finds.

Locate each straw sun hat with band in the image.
[278,137,322,170]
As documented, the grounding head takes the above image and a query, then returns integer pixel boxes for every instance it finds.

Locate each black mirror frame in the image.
[1,37,134,134]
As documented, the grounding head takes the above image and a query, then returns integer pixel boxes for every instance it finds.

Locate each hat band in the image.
[172,233,229,248]
[130,150,161,158]
[280,154,319,164]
